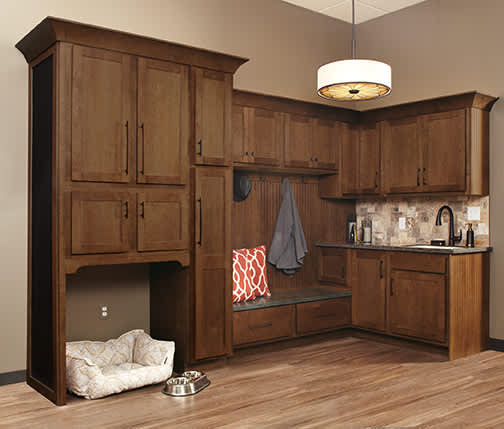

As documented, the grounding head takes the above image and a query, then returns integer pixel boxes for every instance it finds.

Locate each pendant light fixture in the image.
[317,0,391,101]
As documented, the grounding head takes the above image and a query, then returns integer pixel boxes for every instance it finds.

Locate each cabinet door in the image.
[232,104,249,163]
[389,270,446,343]
[249,107,283,166]
[358,123,381,194]
[341,124,359,195]
[352,251,386,331]
[284,114,312,168]
[137,190,189,252]
[194,167,232,360]
[71,191,130,254]
[71,46,134,183]
[137,58,189,185]
[382,116,422,194]
[312,118,340,170]
[194,68,232,166]
[421,109,466,192]
[317,247,348,285]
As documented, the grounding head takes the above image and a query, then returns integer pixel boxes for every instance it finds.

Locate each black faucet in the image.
[435,205,462,246]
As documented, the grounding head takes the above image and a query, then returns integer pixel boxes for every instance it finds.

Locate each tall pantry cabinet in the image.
[17,17,247,405]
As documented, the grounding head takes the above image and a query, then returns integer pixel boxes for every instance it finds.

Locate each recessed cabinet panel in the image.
[313,118,339,170]
[318,247,348,285]
[137,190,189,252]
[71,192,130,254]
[71,46,134,183]
[421,109,466,192]
[232,104,248,163]
[194,68,232,166]
[341,124,359,194]
[285,114,312,168]
[358,123,381,194]
[250,107,282,166]
[137,58,189,185]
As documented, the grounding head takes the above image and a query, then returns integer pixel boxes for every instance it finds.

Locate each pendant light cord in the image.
[351,0,356,59]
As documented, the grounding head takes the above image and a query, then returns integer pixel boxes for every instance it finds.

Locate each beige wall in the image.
[357,0,504,338]
[0,0,350,373]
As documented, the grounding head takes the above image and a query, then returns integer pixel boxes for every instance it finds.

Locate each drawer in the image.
[390,252,447,274]
[296,298,351,335]
[233,306,294,346]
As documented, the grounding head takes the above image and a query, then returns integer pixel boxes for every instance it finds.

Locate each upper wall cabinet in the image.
[312,118,341,170]
[193,68,233,166]
[285,113,313,168]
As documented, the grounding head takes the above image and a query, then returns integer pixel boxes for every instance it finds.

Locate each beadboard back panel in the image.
[232,173,354,290]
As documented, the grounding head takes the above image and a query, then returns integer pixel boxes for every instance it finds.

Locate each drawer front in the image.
[233,306,294,346]
[390,252,447,274]
[297,298,351,335]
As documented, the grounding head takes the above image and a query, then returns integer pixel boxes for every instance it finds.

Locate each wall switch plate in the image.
[99,304,110,320]
[399,217,406,230]
[467,206,481,221]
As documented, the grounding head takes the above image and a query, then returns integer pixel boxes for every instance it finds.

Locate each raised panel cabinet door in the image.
[284,113,313,168]
[341,123,359,195]
[71,46,134,183]
[352,251,386,331]
[137,58,189,185]
[421,109,466,192]
[358,123,381,194]
[312,118,340,170]
[194,167,232,360]
[232,104,249,163]
[382,116,423,194]
[194,68,232,166]
[317,247,348,285]
[389,270,446,343]
[137,190,189,252]
[71,191,130,254]
[249,107,283,166]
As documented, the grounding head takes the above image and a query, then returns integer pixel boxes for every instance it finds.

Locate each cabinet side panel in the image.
[30,55,54,390]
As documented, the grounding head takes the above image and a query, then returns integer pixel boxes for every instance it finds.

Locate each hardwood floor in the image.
[2,335,504,428]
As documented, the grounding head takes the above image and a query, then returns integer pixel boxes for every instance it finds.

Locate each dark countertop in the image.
[233,287,352,312]
[315,242,492,255]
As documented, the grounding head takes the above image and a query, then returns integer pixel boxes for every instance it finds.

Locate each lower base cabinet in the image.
[297,298,350,334]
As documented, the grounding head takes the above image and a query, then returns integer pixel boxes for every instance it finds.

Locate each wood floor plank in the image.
[1,336,503,428]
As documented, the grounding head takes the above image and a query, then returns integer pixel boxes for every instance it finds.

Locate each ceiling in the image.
[282,0,427,24]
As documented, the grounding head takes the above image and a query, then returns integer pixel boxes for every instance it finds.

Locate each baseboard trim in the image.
[489,337,504,352]
[0,370,26,386]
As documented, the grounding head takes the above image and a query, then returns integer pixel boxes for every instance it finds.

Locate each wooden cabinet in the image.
[341,123,359,195]
[137,190,189,252]
[71,191,130,254]
[137,58,189,185]
[388,270,446,343]
[312,118,340,170]
[296,298,350,334]
[194,167,232,360]
[232,105,282,166]
[317,247,348,286]
[194,68,233,166]
[285,113,313,168]
[351,251,386,331]
[71,46,134,183]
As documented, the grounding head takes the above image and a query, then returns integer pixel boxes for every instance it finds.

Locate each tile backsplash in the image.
[356,196,489,247]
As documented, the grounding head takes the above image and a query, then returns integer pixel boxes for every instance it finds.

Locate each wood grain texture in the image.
[7,336,504,428]
[296,297,351,334]
[231,174,354,290]
[317,247,349,286]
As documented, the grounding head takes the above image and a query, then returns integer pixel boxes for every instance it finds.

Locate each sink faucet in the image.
[435,205,462,246]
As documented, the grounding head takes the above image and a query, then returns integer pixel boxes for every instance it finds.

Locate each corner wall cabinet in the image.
[17,17,247,405]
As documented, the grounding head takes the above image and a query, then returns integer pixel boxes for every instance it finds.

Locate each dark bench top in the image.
[233,287,352,312]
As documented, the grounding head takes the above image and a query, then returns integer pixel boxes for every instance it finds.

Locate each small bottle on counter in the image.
[362,218,372,244]
[466,223,474,248]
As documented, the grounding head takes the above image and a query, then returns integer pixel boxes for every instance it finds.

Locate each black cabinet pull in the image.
[374,171,378,188]
[380,260,383,279]
[197,140,202,156]
[310,157,313,161]
[422,168,427,185]
[417,168,421,186]
[245,151,249,156]
[125,121,129,175]
[390,278,394,296]
[197,197,202,246]
[140,123,145,175]
[250,322,273,329]
[141,201,145,218]
[315,157,318,162]
[341,265,345,279]
[124,201,129,219]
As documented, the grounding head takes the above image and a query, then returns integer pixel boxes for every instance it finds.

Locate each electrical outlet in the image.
[399,217,406,231]
[467,206,481,221]
[99,304,110,320]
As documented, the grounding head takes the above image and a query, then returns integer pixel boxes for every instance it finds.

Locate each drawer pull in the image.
[316,313,335,319]
[380,260,383,279]
[341,265,345,279]
[140,123,145,175]
[249,322,273,329]
[390,278,394,296]
[125,120,129,175]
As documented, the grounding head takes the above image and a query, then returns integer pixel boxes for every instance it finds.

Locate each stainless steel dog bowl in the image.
[162,371,210,397]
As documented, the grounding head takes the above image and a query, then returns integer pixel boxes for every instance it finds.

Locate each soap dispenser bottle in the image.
[466,223,475,248]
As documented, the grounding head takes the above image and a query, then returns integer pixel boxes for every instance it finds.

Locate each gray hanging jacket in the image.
[268,178,308,275]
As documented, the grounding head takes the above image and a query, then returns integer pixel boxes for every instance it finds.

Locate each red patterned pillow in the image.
[232,249,256,303]
[247,245,271,297]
